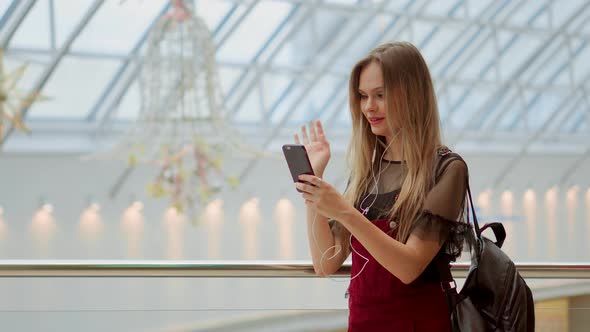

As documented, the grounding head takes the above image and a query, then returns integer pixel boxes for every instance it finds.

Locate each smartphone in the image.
[282,144,315,192]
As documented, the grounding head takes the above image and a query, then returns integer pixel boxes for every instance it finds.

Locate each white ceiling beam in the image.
[224,0,590,39]
[490,92,586,189]
[436,1,532,125]
[226,3,314,117]
[5,123,590,156]
[0,0,37,48]
[447,1,590,145]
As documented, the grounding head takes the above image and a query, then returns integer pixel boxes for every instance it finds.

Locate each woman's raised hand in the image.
[295,120,331,177]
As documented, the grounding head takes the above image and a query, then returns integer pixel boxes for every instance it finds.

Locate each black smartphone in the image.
[282,144,315,192]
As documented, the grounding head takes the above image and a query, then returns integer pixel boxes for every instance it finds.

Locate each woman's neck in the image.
[384,136,402,161]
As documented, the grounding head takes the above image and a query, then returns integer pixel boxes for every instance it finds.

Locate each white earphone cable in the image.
[311,132,399,282]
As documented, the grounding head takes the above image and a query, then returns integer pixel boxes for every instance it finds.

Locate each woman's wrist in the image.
[306,205,324,217]
[313,163,327,178]
[336,205,360,227]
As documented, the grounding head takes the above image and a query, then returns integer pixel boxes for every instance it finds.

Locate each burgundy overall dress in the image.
[347,217,452,332]
[345,148,466,331]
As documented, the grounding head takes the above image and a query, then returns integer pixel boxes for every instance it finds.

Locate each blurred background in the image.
[0,0,589,331]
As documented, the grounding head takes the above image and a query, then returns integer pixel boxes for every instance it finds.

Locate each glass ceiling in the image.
[0,0,589,158]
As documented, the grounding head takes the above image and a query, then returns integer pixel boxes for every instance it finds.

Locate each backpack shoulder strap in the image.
[434,147,467,304]
[434,146,465,183]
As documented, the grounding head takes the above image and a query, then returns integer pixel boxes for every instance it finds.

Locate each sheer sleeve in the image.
[410,157,471,260]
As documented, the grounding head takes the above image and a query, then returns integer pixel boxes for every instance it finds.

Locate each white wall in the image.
[0,151,589,331]
[1,151,589,259]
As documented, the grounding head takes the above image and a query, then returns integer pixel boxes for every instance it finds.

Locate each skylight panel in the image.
[10,0,50,49]
[27,57,119,119]
[71,0,167,54]
[53,0,96,46]
[216,1,293,63]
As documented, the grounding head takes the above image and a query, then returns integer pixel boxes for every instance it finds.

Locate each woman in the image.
[294,42,471,331]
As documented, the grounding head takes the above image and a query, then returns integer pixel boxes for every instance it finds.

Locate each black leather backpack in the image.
[437,153,535,331]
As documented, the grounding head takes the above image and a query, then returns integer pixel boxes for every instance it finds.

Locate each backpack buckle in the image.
[437,147,452,156]
[441,280,457,291]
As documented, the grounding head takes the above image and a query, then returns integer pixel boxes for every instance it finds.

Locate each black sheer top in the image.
[342,148,472,283]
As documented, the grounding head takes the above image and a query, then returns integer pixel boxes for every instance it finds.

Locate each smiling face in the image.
[358,61,394,137]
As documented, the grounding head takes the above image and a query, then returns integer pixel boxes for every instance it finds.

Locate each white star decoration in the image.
[0,48,46,144]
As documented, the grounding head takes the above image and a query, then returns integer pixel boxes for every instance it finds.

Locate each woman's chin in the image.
[370,127,387,136]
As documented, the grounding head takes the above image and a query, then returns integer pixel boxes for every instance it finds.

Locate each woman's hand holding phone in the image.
[294,120,331,177]
[296,174,350,221]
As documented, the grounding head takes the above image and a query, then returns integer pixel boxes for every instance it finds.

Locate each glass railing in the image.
[1,260,589,277]
[0,261,588,331]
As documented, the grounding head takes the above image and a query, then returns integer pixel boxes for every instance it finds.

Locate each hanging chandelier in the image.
[100,0,266,221]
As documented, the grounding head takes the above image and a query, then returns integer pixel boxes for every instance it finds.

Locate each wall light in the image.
[79,202,103,242]
[275,198,295,260]
[204,199,224,259]
[240,198,262,260]
[121,200,145,258]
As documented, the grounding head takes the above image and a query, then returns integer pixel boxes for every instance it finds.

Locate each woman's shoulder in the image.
[435,146,468,180]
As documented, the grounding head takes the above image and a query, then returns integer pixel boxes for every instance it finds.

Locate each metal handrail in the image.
[0,260,589,279]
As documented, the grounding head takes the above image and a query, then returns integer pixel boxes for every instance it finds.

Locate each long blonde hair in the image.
[341,42,443,245]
